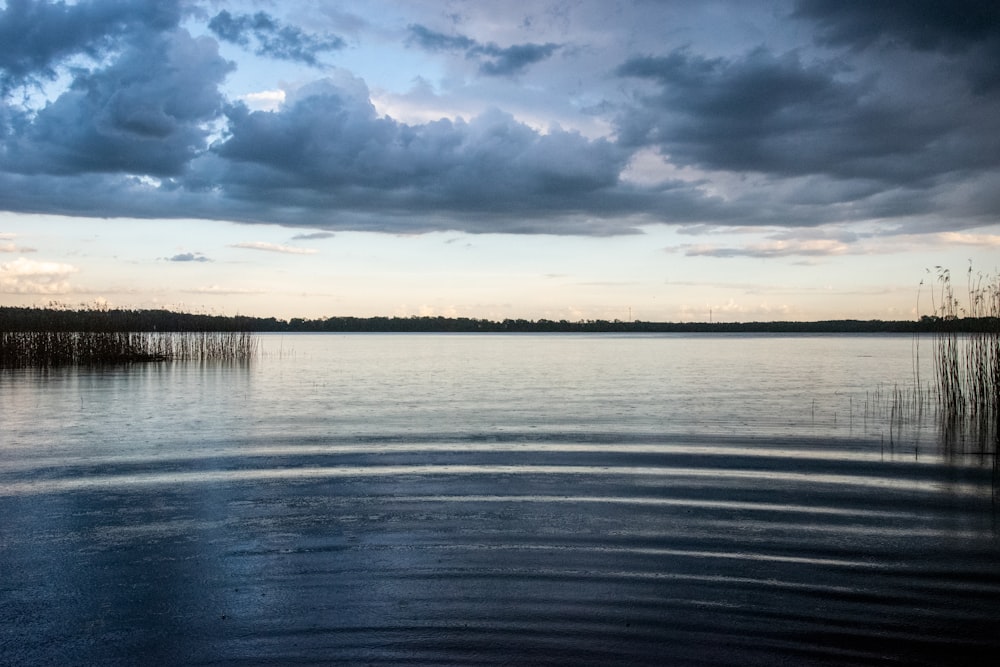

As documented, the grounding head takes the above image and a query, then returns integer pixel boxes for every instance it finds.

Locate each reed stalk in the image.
[928,267,999,454]
[0,330,258,367]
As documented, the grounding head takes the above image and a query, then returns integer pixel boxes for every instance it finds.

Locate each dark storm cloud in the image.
[796,0,1000,49]
[793,0,1000,91]
[200,79,673,231]
[5,29,232,176]
[407,24,560,76]
[0,166,693,235]
[208,10,345,66]
[1,1,998,237]
[0,64,735,235]
[615,45,1000,188]
[0,0,182,92]
[616,48,934,183]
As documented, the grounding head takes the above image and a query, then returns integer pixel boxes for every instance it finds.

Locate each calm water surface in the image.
[1,333,998,665]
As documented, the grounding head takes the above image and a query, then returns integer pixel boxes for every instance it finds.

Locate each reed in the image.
[927,267,1000,454]
[860,267,998,466]
[0,330,258,367]
[862,382,935,450]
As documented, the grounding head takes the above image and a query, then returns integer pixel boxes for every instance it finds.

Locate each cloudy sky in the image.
[1,0,998,321]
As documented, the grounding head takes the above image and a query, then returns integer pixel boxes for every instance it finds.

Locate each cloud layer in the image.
[0,0,997,238]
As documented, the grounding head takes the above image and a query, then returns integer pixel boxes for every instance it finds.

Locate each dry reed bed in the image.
[0,330,258,367]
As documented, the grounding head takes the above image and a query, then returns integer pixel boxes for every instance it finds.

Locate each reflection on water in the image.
[1,334,998,665]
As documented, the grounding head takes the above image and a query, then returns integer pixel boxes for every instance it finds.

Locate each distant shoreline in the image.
[2,306,997,334]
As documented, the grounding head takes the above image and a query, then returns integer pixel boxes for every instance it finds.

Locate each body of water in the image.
[1,333,998,665]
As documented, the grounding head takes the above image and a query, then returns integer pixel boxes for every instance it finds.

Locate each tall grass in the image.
[0,330,258,367]
[862,383,935,450]
[927,267,1000,455]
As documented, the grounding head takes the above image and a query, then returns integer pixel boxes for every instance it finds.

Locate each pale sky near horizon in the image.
[1,1,999,322]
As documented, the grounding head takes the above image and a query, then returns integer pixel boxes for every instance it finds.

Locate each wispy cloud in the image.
[666,278,906,297]
[669,239,850,258]
[934,232,1000,247]
[187,285,266,295]
[672,230,1000,260]
[290,231,336,241]
[0,232,36,253]
[1,242,36,253]
[230,241,318,255]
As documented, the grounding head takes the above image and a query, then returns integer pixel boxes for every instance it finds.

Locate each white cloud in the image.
[241,89,286,111]
[0,257,78,294]
[0,232,36,253]
[230,241,318,255]
[935,232,1000,247]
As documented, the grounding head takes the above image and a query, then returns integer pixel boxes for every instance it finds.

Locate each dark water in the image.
[1,334,998,665]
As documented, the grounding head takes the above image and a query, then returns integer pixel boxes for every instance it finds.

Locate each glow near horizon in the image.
[3,212,985,322]
[1,1,998,322]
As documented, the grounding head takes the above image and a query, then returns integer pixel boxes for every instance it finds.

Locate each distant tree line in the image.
[0,306,271,332]
[2,306,998,334]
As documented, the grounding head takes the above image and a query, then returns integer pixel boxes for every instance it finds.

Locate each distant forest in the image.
[2,305,998,334]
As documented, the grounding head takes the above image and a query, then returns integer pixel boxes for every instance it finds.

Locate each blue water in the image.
[1,333,997,665]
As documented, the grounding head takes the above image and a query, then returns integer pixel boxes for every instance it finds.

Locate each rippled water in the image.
[1,333,997,665]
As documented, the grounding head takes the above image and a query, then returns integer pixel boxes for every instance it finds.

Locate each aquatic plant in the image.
[0,330,258,367]
[858,267,998,470]
[926,266,999,456]
[861,383,935,452]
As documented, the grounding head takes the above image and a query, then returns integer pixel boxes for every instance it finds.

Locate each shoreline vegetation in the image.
[862,268,1000,460]
[925,269,999,456]
[1,304,998,335]
[0,330,258,367]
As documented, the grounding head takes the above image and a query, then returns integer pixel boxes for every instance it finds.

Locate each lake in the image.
[1,333,997,665]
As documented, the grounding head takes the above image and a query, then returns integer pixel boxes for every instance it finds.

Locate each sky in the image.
[1,0,999,322]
